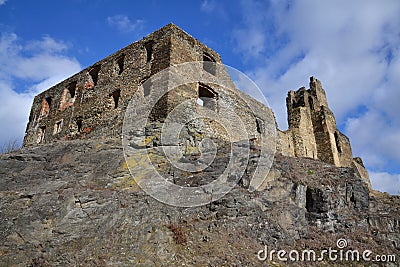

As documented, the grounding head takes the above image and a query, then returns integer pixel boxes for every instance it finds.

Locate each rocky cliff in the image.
[1,138,399,266]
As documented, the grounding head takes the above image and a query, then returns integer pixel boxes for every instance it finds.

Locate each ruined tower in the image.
[277,77,370,186]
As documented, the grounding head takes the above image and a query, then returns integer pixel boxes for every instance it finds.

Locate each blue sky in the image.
[0,0,399,194]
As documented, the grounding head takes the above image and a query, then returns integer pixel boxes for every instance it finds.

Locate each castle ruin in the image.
[277,77,370,186]
[22,23,370,188]
[24,24,224,145]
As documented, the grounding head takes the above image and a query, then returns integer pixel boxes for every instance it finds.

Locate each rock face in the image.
[0,139,399,266]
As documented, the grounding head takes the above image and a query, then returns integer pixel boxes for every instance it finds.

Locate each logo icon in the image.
[336,238,348,249]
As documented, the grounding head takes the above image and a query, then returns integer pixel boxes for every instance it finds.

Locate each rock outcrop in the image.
[0,139,399,266]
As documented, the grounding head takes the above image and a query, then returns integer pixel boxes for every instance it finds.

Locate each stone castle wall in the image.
[23,24,222,146]
[23,24,274,153]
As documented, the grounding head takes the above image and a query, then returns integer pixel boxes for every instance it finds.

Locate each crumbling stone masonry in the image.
[276,77,370,187]
[23,23,272,147]
[23,24,224,146]
[22,23,370,188]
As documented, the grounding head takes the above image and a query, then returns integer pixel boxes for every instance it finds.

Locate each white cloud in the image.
[0,0,6,6]
[232,0,271,58]
[0,33,80,81]
[107,15,144,33]
[0,33,81,149]
[232,0,400,194]
[201,0,216,13]
[346,111,400,170]
[370,171,400,195]
[13,54,81,81]
[199,0,229,23]
[0,81,33,147]
[25,35,69,53]
[233,28,265,58]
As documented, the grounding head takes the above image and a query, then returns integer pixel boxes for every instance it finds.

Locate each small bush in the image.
[0,139,21,154]
[167,222,187,244]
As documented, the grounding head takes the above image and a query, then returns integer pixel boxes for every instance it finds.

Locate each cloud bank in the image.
[0,33,81,150]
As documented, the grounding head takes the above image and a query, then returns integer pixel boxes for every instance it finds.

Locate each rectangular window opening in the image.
[116,55,125,75]
[256,117,265,134]
[53,120,63,135]
[40,97,52,117]
[89,65,101,86]
[144,41,154,63]
[67,81,77,99]
[110,89,121,109]
[76,117,83,133]
[37,126,46,144]
[198,83,217,111]
[45,97,52,109]
[203,52,216,75]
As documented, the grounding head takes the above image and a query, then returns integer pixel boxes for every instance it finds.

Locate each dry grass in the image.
[167,222,187,245]
[0,139,21,154]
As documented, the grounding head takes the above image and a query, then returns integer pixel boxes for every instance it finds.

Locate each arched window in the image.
[60,81,77,111]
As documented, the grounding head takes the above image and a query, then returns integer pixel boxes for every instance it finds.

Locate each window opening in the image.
[37,126,46,143]
[76,117,83,133]
[203,52,216,75]
[116,55,124,75]
[144,41,154,62]
[256,117,265,134]
[110,89,121,109]
[198,83,217,111]
[334,131,342,154]
[89,65,101,86]
[53,120,63,135]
